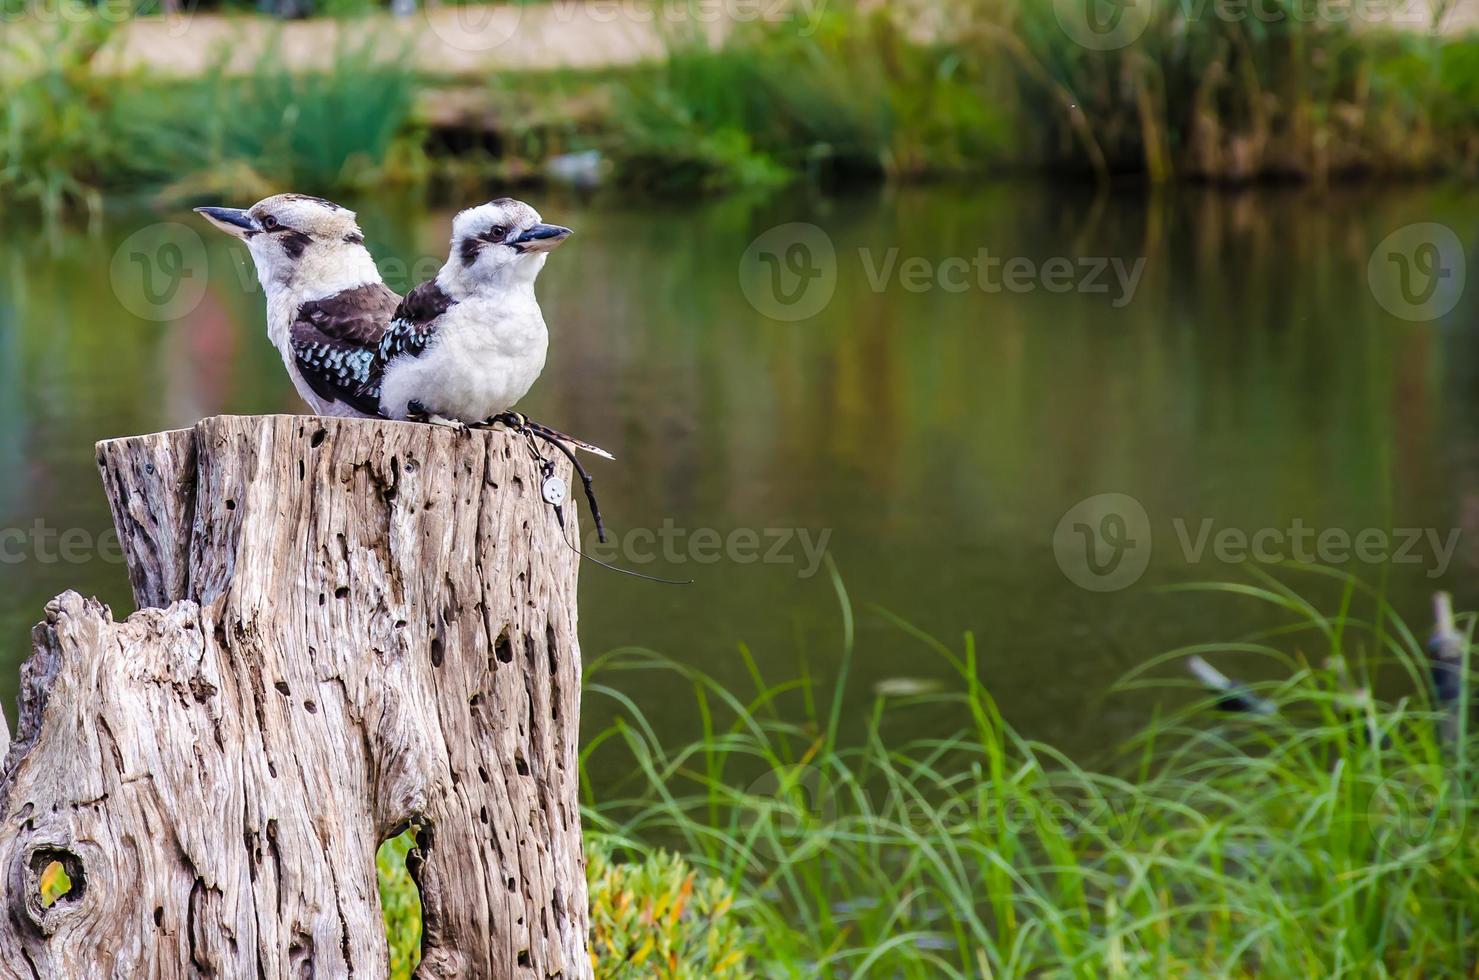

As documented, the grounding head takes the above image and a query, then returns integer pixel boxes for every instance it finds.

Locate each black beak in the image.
[512,223,573,253]
[194,206,259,239]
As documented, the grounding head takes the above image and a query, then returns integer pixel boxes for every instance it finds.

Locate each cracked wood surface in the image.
[0,415,592,979]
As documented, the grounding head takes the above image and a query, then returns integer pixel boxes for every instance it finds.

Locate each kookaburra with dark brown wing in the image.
[196,194,398,418]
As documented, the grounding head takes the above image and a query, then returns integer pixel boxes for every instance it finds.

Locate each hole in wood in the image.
[377,828,423,978]
[495,630,513,664]
[311,428,328,448]
[33,849,84,908]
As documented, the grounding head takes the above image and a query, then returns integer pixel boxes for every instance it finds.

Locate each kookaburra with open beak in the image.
[372,198,608,458]
[195,194,399,418]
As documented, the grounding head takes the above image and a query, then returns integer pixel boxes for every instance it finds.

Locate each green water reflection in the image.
[0,182,1474,761]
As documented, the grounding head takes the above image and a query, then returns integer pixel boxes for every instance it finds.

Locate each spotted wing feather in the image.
[289,282,400,417]
[377,279,453,366]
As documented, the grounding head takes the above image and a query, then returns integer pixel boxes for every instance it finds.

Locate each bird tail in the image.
[522,421,615,461]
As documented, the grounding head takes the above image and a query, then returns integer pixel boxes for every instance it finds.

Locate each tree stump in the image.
[0,416,592,979]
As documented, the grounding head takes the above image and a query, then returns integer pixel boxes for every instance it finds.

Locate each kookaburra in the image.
[195,194,398,418]
[376,198,572,427]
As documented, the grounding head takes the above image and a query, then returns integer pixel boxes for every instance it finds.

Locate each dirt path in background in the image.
[94,5,727,78]
[29,0,1479,81]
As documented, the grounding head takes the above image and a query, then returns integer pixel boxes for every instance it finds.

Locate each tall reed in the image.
[579,566,1475,976]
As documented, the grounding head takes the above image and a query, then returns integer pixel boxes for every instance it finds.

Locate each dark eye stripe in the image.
[281,230,312,260]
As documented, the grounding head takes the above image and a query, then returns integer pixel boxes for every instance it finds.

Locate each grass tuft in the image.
[577,566,1476,976]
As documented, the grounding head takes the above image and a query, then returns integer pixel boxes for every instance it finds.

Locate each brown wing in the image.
[289,282,401,416]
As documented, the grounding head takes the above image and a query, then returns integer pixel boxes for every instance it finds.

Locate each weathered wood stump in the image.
[0,415,592,979]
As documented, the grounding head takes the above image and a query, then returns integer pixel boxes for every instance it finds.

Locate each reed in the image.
[565,566,1474,976]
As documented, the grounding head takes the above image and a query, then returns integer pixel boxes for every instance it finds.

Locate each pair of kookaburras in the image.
[196,194,606,457]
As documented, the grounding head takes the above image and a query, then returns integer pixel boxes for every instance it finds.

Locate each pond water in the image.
[1,182,1475,764]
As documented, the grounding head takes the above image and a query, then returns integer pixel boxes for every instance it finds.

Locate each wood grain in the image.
[0,415,592,979]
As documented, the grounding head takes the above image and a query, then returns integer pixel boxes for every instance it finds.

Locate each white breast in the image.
[379,299,549,423]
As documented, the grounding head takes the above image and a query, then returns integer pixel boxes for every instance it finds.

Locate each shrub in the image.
[377,832,758,979]
[585,842,756,979]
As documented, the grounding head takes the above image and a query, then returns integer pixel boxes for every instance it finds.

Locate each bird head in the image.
[443,198,572,293]
[195,194,374,292]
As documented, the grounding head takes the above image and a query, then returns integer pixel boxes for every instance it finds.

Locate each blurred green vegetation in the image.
[571,571,1479,976]
[377,831,759,978]
[375,569,1479,976]
[376,831,423,980]
[0,21,423,216]
[1,3,1475,215]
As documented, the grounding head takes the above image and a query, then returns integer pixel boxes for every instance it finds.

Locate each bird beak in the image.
[513,223,573,254]
[194,206,259,240]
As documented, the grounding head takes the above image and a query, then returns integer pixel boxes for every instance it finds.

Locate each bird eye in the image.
[489,225,507,241]
[262,215,279,231]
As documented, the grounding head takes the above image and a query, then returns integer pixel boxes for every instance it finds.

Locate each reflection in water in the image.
[0,183,1474,762]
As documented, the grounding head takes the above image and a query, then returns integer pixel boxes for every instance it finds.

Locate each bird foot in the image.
[472,412,528,432]
[406,400,469,432]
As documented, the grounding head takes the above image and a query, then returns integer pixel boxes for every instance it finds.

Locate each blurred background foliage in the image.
[1,2,1475,217]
